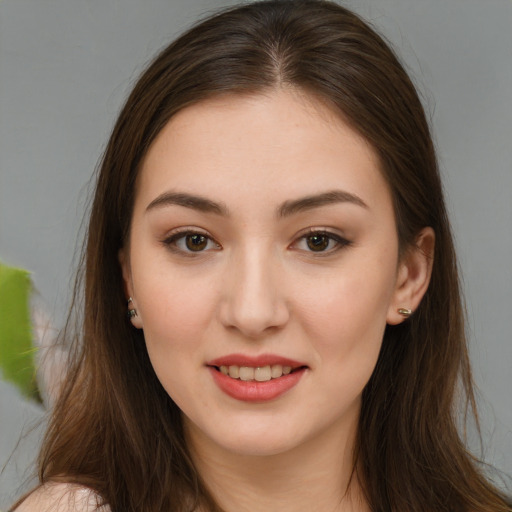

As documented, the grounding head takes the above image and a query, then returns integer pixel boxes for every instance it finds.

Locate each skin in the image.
[120,89,434,512]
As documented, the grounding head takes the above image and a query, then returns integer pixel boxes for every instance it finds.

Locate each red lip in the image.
[206,353,308,403]
[207,353,305,368]
[209,368,306,402]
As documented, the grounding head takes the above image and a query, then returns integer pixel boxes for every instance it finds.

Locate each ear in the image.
[118,248,143,329]
[386,227,435,325]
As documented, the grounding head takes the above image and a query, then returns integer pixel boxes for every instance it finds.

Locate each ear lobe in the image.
[118,249,143,329]
[387,227,435,325]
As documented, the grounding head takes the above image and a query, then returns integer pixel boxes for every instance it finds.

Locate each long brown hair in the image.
[35,1,510,510]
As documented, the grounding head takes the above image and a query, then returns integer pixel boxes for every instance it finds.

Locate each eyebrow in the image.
[277,190,368,217]
[146,192,229,216]
[145,189,368,217]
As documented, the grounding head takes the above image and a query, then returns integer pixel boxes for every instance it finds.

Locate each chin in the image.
[218,434,303,458]
[186,413,309,458]
[245,430,302,455]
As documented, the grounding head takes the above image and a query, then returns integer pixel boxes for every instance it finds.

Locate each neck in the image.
[185,415,369,512]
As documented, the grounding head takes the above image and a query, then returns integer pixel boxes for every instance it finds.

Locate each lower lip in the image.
[208,367,306,402]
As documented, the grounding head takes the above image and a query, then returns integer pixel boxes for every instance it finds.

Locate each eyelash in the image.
[161,228,351,256]
[292,229,352,255]
[162,228,221,256]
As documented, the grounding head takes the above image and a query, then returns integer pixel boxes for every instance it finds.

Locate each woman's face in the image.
[121,90,409,457]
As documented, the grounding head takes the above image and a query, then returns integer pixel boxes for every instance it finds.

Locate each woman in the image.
[13,1,511,511]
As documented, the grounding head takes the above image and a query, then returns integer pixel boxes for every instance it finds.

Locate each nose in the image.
[218,245,290,338]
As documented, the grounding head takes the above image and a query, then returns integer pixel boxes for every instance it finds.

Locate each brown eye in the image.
[185,234,208,251]
[163,230,220,255]
[306,234,330,252]
[294,230,351,254]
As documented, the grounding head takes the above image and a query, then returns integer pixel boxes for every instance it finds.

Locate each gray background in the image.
[1,0,511,507]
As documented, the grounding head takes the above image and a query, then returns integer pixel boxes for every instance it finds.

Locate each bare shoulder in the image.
[13,483,110,512]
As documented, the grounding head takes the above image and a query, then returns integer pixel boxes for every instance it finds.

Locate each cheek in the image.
[141,286,215,343]
[131,258,219,367]
[297,273,391,413]
[296,255,396,365]
[134,274,217,407]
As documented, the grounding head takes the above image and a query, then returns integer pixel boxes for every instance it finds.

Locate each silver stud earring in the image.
[127,297,137,318]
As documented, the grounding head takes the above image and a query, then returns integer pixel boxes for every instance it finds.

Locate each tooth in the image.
[271,364,283,378]
[220,365,229,375]
[255,366,271,382]
[239,367,255,381]
[283,366,292,375]
[228,365,240,379]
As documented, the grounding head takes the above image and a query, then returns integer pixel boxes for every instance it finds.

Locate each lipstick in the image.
[207,354,308,402]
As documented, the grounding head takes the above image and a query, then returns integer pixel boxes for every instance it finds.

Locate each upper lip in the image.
[207,353,307,369]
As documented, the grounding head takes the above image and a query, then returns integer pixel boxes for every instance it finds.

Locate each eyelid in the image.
[161,227,221,255]
[160,226,350,256]
[291,227,352,254]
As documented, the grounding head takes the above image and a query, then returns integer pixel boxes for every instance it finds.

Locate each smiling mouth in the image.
[212,364,307,382]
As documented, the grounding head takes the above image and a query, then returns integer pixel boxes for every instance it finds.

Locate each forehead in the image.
[136,89,389,213]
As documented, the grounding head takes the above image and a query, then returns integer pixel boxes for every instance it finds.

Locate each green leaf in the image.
[0,261,41,401]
